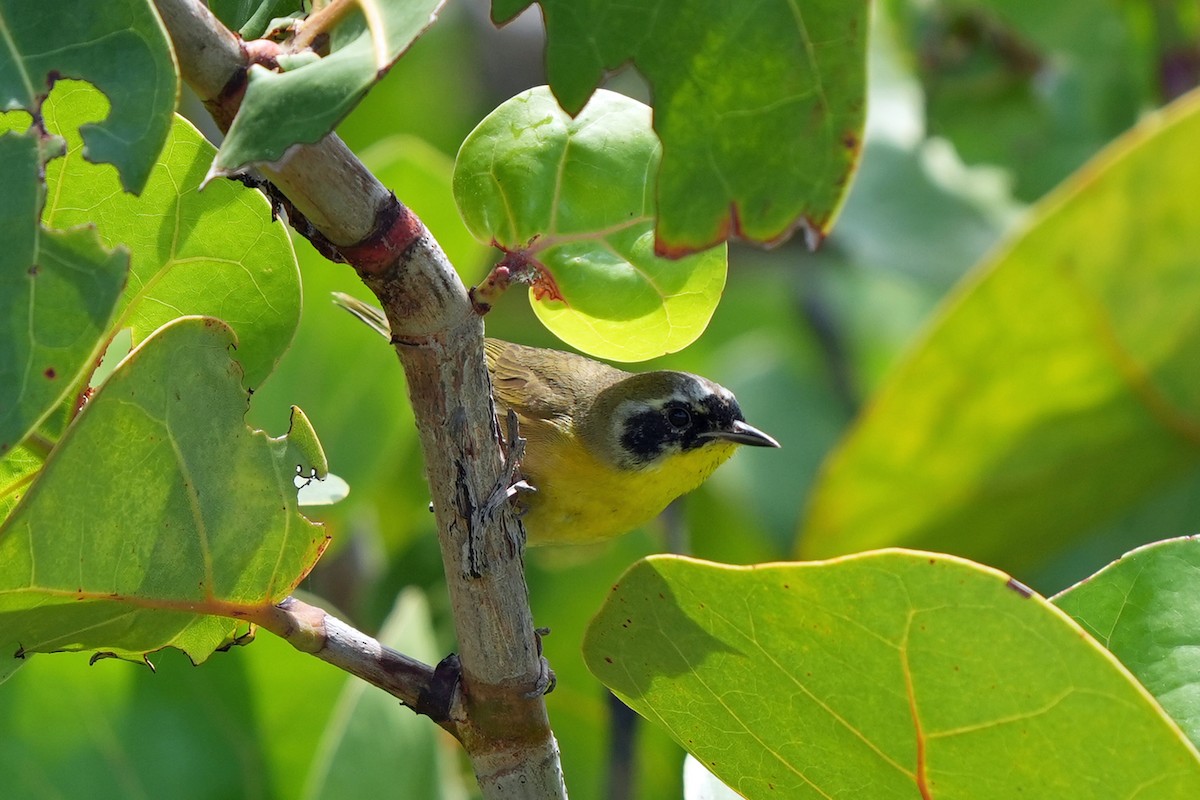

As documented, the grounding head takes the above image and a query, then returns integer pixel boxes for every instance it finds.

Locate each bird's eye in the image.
[666,406,691,429]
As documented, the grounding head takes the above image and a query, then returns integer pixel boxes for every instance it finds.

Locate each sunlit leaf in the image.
[585,552,1200,799]
[454,87,726,361]
[41,81,300,389]
[800,90,1200,573]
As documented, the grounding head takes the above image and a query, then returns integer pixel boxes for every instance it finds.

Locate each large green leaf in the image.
[454,87,726,361]
[585,553,1200,799]
[0,127,127,454]
[0,316,328,671]
[1054,536,1200,750]
[0,0,176,192]
[492,0,869,253]
[42,81,300,389]
[800,89,1200,572]
[214,0,444,176]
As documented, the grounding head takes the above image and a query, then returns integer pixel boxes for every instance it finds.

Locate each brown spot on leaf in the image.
[44,367,56,379]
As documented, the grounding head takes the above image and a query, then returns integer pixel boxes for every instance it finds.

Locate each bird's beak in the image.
[701,420,780,448]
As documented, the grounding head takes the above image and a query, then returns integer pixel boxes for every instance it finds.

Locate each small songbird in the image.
[333,293,780,545]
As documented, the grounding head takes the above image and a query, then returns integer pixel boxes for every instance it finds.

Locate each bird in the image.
[332,292,780,545]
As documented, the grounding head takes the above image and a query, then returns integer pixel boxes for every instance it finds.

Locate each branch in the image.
[252,596,436,711]
[153,2,565,795]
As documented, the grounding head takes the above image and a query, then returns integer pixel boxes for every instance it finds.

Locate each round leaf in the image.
[454,87,727,362]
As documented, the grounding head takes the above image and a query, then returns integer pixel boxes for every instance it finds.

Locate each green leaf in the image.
[0,317,328,669]
[492,0,869,253]
[302,589,469,800]
[0,127,127,454]
[214,0,444,176]
[799,89,1200,573]
[454,87,727,361]
[1053,536,1200,750]
[584,553,1200,799]
[0,0,177,193]
[42,81,300,389]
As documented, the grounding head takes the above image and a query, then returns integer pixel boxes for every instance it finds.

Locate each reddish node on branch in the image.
[338,198,426,276]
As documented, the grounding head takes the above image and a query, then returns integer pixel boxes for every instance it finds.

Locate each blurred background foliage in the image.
[5,1,1199,798]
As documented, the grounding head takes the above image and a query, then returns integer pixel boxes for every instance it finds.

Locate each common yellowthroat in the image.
[333,293,779,545]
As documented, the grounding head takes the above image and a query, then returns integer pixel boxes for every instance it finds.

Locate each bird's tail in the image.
[331,292,391,340]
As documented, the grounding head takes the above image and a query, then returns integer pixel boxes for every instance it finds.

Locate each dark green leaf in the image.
[0,0,177,192]
[0,127,127,454]
[492,0,869,253]
[215,0,444,175]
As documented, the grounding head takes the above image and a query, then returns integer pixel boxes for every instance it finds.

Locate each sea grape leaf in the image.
[491,0,869,254]
[0,0,176,192]
[0,127,127,454]
[41,81,300,389]
[214,0,444,176]
[1054,536,1200,750]
[454,87,726,361]
[799,89,1200,573]
[585,552,1200,799]
[0,316,328,673]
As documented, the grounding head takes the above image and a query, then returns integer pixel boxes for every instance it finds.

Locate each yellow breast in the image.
[516,416,738,545]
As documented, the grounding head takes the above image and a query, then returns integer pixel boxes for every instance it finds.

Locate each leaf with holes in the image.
[454,87,726,361]
[584,553,1200,799]
[0,0,176,193]
[492,0,869,254]
[40,81,299,390]
[213,0,444,176]
[800,89,1200,574]
[0,317,328,675]
[0,126,127,455]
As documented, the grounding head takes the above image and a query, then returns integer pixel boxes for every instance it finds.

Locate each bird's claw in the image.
[525,627,556,697]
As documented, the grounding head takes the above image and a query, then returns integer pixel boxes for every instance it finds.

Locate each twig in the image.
[251,596,444,718]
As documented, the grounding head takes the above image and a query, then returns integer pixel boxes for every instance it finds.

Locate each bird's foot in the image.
[525,627,556,697]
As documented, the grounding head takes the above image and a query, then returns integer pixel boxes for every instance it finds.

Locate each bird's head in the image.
[583,371,779,471]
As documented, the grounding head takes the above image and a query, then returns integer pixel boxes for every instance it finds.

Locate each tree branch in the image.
[153,1,565,795]
[252,597,438,712]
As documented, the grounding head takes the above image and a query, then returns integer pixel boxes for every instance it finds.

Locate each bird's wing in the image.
[485,338,627,424]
